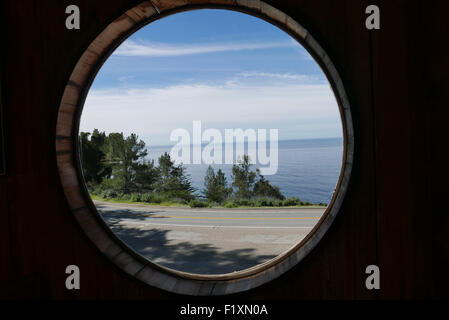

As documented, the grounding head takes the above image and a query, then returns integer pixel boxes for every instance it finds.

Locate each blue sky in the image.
[81,9,342,146]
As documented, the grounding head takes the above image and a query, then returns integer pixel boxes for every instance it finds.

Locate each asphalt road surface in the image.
[95,200,325,275]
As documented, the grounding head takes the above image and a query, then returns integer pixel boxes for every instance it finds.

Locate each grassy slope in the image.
[90,195,190,207]
[90,195,327,209]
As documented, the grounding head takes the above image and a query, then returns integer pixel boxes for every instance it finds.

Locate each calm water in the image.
[147,138,343,204]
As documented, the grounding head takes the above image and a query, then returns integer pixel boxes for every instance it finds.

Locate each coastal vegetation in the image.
[79,130,327,208]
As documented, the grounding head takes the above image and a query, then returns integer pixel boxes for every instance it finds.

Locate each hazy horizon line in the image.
[145,136,343,149]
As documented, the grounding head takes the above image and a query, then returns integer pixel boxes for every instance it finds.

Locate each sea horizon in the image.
[146,137,343,204]
[145,136,343,150]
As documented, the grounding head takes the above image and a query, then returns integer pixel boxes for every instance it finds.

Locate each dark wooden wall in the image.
[1,0,448,300]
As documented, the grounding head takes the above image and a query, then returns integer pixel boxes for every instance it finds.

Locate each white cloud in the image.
[113,39,296,57]
[237,71,324,82]
[80,76,342,146]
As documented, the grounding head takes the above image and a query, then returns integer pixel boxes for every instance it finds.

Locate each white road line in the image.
[114,220,315,229]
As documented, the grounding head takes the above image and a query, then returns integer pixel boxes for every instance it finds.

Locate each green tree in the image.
[79,129,110,186]
[102,132,148,193]
[253,169,285,200]
[231,155,256,199]
[155,152,194,201]
[203,166,232,203]
[134,159,159,192]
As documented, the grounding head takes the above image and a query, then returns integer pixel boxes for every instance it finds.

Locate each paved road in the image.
[95,201,325,275]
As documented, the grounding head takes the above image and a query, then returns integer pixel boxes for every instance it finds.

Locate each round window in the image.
[56,0,353,296]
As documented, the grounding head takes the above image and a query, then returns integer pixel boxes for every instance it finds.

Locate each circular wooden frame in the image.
[55,0,354,296]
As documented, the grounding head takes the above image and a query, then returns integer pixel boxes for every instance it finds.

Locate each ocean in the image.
[147,137,343,204]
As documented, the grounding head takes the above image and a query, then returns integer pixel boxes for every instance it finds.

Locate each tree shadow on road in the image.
[105,221,277,275]
[95,203,168,222]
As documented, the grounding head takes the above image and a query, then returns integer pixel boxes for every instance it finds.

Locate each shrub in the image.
[189,199,209,208]
[233,198,257,207]
[88,182,101,195]
[130,193,142,202]
[163,189,195,202]
[254,197,279,207]
[223,200,238,208]
[119,193,131,201]
[170,197,187,205]
[140,193,165,204]
[318,202,328,207]
[282,197,301,206]
[150,194,164,204]
[254,198,268,207]
[141,193,152,203]
[101,189,118,199]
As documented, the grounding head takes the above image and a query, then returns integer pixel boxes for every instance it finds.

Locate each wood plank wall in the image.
[0,0,447,299]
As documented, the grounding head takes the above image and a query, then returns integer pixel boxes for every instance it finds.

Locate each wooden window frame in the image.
[55,0,354,296]
[0,78,5,176]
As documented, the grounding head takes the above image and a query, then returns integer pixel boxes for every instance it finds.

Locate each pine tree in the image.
[134,159,159,192]
[253,169,285,200]
[203,166,231,203]
[79,129,110,186]
[102,132,148,193]
[154,152,194,201]
[231,155,256,199]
